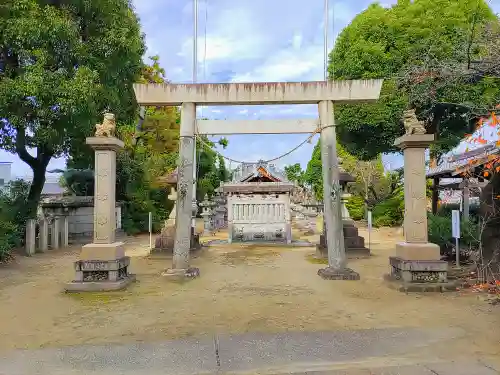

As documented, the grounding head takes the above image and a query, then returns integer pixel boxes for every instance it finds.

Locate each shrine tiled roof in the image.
[426,120,500,178]
[426,143,499,177]
[232,161,288,183]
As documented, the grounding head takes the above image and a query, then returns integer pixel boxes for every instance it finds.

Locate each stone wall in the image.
[40,196,122,244]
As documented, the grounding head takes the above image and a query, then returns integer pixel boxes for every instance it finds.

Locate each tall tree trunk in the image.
[15,127,53,218]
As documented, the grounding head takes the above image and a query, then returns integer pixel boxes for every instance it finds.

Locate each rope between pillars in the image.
[193,124,336,165]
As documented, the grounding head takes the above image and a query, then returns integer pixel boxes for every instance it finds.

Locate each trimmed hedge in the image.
[372,190,404,227]
[346,195,365,221]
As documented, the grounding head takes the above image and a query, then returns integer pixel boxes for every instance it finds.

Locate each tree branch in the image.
[15,126,37,167]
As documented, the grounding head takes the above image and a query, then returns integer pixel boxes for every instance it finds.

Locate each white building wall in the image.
[0,162,12,189]
[227,193,292,243]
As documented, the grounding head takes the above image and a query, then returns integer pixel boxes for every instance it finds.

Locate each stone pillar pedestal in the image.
[385,129,455,292]
[65,127,135,292]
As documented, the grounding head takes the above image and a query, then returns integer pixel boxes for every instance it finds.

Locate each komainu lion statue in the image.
[403,109,426,135]
[95,113,116,137]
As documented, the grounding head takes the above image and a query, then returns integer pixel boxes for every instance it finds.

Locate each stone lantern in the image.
[316,159,370,259]
[153,168,200,252]
[200,194,216,235]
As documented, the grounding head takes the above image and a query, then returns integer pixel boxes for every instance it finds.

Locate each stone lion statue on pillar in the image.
[403,109,426,135]
[95,113,116,137]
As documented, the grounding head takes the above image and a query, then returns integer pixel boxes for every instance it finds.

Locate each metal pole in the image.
[192,0,198,230]
[324,0,329,81]
[455,237,460,268]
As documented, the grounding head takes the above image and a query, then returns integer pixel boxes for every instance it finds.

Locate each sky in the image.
[1,0,499,179]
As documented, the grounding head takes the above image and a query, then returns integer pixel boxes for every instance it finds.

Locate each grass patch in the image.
[65,291,130,305]
[305,254,328,264]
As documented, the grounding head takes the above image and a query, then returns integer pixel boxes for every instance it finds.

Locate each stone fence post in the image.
[25,219,36,256]
[52,217,61,250]
[39,218,49,252]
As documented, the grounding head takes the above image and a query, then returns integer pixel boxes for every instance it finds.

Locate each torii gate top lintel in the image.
[133,79,383,106]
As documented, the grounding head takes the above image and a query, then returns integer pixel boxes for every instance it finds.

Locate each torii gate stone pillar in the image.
[134,80,383,280]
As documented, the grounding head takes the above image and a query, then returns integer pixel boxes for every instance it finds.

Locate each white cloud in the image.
[231,45,324,82]
[292,32,303,50]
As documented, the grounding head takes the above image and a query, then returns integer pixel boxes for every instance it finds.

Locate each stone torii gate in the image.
[134,80,383,280]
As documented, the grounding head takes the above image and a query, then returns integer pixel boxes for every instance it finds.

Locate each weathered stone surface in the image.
[317,221,370,259]
[318,266,360,280]
[154,225,176,252]
[79,242,125,261]
[66,256,135,292]
[385,257,457,293]
[162,267,200,280]
[25,219,36,256]
[396,242,441,261]
[153,226,201,254]
[64,274,136,292]
[74,256,130,272]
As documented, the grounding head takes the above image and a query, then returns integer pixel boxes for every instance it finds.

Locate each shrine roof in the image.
[427,120,500,178]
[232,161,288,183]
[426,143,499,178]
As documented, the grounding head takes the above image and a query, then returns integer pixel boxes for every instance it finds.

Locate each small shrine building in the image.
[221,161,294,243]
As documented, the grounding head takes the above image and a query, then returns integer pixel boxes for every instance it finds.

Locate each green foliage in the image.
[346,195,365,221]
[304,141,323,200]
[428,213,479,252]
[330,0,497,159]
[49,168,94,196]
[372,190,405,227]
[284,163,305,186]
[196,136,231,201]
[64,54,231,234]
[0,0,145,215]
[0,180,31,260]
[304,139,400,207]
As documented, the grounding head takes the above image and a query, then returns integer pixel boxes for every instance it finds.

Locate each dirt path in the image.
[0,227,499,366]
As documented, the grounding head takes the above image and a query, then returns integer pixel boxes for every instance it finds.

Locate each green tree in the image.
[0,0,145,217]
[304,142,323,200]
[330,0,497,160]
[304,139,393,210]
[196,136,231,201]
[284,163,305,186]
[65,55,231,231]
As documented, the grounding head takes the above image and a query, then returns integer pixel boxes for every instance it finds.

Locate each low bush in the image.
[428,213,479,256]
[346,195,365,221]
[0,180,31,261]
[372,190,404,227]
